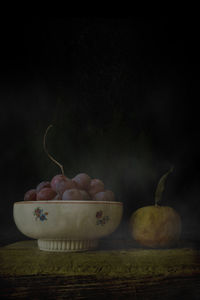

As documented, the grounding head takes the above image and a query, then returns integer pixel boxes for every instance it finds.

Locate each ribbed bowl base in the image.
[37,239,98,252]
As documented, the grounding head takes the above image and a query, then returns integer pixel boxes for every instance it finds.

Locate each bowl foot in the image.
[38,239,98,252]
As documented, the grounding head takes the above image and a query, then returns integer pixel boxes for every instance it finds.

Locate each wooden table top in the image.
[0,239,200,299]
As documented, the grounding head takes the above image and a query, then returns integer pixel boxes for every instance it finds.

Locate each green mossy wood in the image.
[1,241,200,298]
[0,240,200,279]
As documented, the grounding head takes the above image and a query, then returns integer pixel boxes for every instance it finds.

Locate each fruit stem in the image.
[154,166,174,206]
[43,124,65,176]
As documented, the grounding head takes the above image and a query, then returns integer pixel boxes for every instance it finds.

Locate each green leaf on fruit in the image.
[155,166,174,205]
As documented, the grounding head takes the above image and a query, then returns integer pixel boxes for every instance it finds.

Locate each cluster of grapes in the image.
[24,173,115,202]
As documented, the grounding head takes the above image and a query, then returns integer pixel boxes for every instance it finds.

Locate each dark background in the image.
[0,16,199,245]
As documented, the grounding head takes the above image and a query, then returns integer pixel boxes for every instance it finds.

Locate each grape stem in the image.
[43,124,65,176]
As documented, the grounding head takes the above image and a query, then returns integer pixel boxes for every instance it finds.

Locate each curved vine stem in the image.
[43,124,65,176]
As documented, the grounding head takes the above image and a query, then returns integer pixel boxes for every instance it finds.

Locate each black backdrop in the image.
[0,16,199,245]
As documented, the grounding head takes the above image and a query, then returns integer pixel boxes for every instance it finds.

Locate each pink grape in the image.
[79,190,91,200]
[36,181,51,192]
[37,187,57,200]
[72,173,91,190]
[51,174,76,195]
[51,174,68,190]
[88,179,104,197]
[24,189,37,201]
[55,179,76,195]
[62,189,83,200]
[93,190,115,202]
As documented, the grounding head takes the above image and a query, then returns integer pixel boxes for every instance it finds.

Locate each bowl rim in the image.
[14,200,123,205]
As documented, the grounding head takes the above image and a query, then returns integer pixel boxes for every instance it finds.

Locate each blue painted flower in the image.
[96,211,109,226]
[33,207,48,221]
[40,214,47,221]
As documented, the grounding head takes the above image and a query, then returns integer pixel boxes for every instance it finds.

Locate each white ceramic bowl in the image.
[13,200,123,252]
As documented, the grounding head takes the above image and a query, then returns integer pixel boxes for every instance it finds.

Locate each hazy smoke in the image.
[1,17,199,245]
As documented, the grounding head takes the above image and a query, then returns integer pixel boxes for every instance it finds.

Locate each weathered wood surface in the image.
[0,240,200,299]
